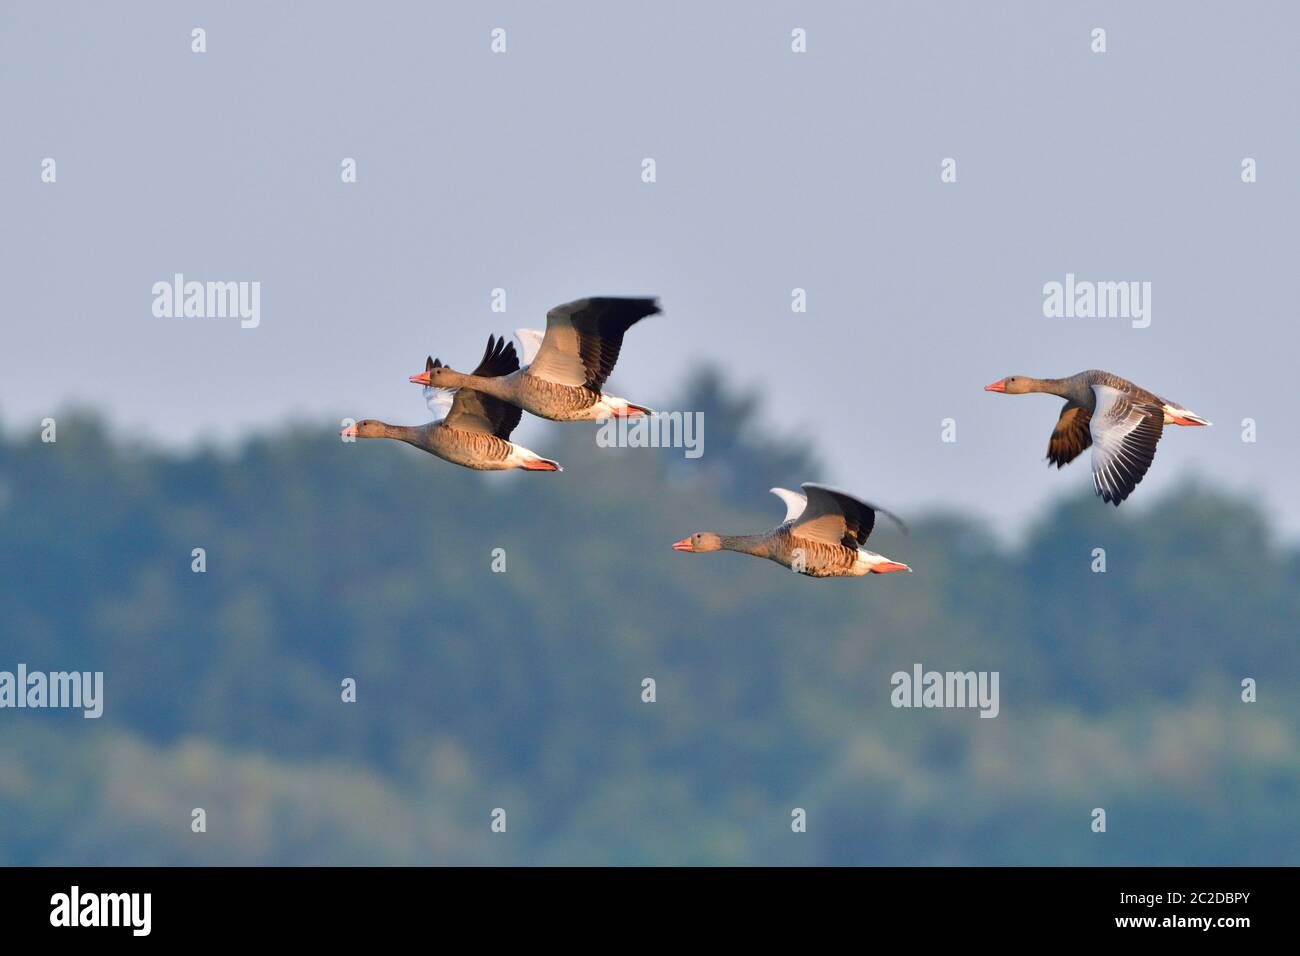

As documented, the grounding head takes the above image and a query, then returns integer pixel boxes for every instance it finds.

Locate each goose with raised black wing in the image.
[343,335,562,472]
[984,369,1210,505]
[672,484,911,578]
[409,297,659,421]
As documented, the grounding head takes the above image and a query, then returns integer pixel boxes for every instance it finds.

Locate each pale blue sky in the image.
[3,1,1297,537]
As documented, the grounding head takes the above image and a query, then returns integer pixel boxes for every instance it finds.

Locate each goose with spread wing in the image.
[671,483,911,578]
[984,369,1210,505]
[409,297,660,421]
[343,335,562,471]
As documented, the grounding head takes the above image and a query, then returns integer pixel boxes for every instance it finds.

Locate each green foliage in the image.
[0,373,1295,864]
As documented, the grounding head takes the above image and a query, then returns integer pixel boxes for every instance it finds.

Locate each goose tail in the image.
[599,394,654,418]
[1163,404,1212,427]
[521,456,563,472]
[509,442,563,472]
[857,551,912,575]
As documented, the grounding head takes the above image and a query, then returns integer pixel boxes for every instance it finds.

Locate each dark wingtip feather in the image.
[471,332,521,378]
[594,296,661,324]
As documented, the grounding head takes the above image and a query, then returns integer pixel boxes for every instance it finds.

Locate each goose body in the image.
[410,297,659,422]
[672,484,911,579]
[345,335,562,472]
[985,369,1210,505]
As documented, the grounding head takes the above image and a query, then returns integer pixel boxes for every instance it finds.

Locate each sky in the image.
[3,0,1298,540]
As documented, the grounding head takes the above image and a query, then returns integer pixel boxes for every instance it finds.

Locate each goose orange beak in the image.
[409,372,433,386]
[340,424,357,437]
[672,537,694,552]
[984,379,1007,392]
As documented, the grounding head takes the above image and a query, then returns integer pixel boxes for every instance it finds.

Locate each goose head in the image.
[340,419,388,439]
[672,532,724,553]
[409,356,464,388]
[984,375,1035,394]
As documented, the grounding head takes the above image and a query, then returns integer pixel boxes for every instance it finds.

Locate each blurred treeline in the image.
[0,369,1296,865]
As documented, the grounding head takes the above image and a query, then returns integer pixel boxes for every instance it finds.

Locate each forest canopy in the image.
[1,370,1295,865]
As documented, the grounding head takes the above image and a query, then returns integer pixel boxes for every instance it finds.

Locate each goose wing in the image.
[441,335,524,439]
[792,483,908,549]
[421,356,456,422]
[1047,402,1093,468]
[1088,384,1164,505]
[526,297,660,392]
[769,487,808,523]
[512,328,545,368]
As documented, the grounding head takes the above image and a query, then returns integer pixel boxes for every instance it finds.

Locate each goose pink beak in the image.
[409,372,433,386]
[340,424,357,437]
[672,537,694,552]
[984,380,1007,392]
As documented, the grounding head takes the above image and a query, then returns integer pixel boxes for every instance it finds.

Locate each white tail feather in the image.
[594,394,654,418]
[1162,404,1212,426]
[507,443,563,472]
[856,551,911,574]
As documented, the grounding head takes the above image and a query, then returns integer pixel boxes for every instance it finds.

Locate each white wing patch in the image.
[1088,384,1164,505]
[424,384,456,423]
[769,487,808,523]
[513,328,545,369]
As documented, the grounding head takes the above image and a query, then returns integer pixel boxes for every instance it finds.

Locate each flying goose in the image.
[343,335,562,471]
[984,369,1210,505]
[409,297,660,421]
[672,483,911,578]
